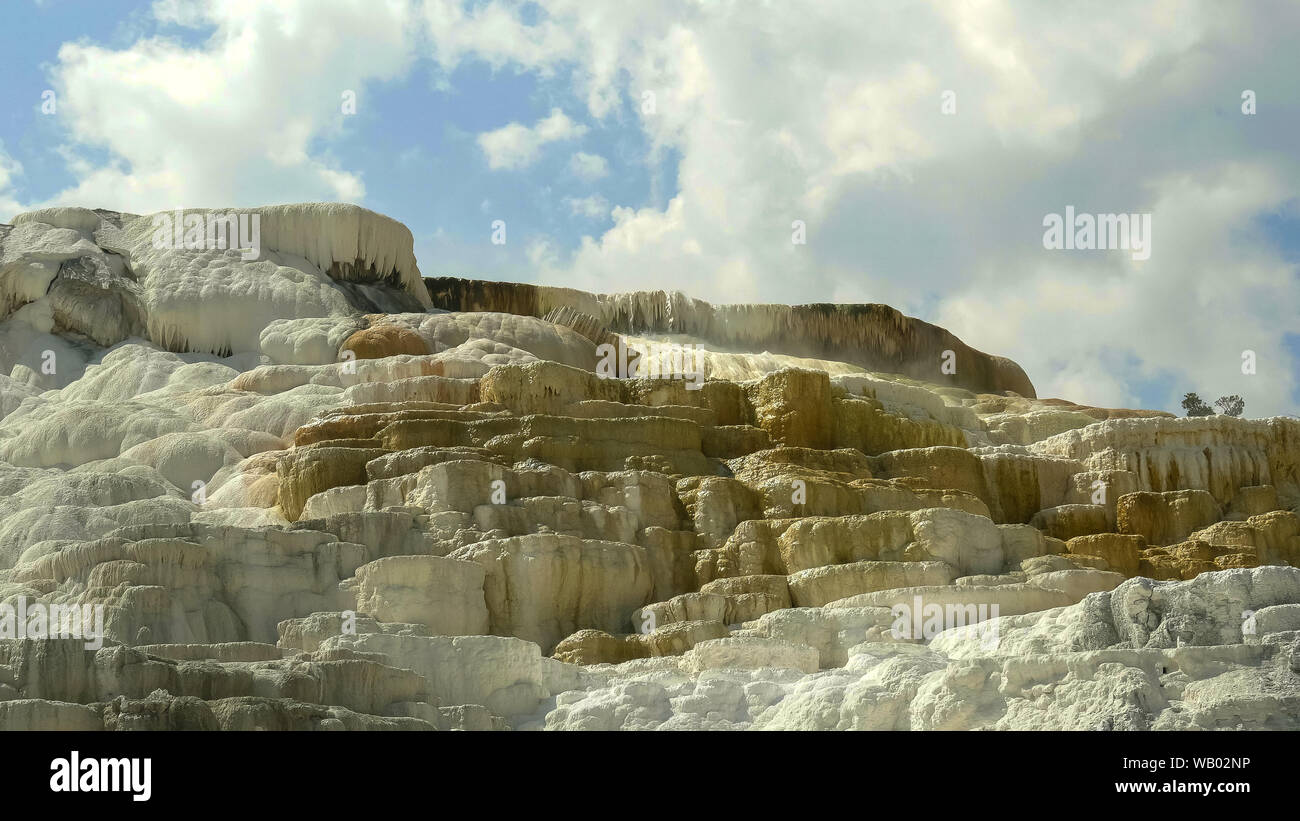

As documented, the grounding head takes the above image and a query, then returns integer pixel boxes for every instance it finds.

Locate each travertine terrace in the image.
[1,204,1297,730]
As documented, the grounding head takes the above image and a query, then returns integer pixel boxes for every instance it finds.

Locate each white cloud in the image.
[526,236,558,266]
[11,0,420,216]
[568,151,608,181]
[151,0,208,27]
[0,143,23,219]
[477,108,587,171]
[421,0,1300,416]
[422,0,574,73]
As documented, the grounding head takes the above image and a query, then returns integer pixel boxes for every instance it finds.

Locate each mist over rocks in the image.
[1,204,1297,731]
[426,276,1037,398]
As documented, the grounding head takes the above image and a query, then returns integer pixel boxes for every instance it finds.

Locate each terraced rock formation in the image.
[1,204,1297,730]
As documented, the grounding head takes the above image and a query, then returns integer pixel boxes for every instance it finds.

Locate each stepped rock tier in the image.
[1,203,1297,731]
[426,277,1036,398]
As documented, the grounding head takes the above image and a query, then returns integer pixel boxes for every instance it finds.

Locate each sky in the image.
[1,0,1297,417]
